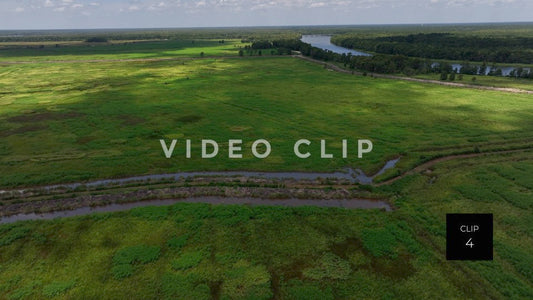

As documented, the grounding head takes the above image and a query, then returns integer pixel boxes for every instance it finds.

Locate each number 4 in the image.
[466,238,474,248]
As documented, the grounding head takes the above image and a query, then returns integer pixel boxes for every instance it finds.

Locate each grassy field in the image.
[1,54,532,187]
[413,72,533,91]
[0,152,531,299]
[0,36,532,299]
[0,39,247,62]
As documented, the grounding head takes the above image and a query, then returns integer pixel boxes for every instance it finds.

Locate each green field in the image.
[413,72,533,91]
[0,39,247,62]
[1,55,532,187]
[1,32,532,299]
[0,152,531,299]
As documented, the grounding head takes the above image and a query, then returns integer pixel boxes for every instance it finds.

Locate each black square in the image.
[446,213,493,260]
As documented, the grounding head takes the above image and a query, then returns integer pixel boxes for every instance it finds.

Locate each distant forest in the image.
[332,33,533,64]
[253,39,533,79]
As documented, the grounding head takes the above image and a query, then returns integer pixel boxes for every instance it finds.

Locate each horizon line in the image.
[2,21,533,32]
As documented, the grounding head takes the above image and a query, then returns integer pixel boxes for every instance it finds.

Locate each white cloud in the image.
[310,2,326,8]
[2,0,531,29]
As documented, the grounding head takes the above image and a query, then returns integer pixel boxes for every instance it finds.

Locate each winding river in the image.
[301,35,371,56]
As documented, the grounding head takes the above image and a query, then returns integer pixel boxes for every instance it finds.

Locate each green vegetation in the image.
[171,250,204,270]
[0,26,532,298]
[333,33,533,64]
[0,39,246,62]
[414,72,533,91]
[0,151,531,298]
[0,53,531,187]
[85,37,108,43]
[42,281,75,297]
[112,245,161,279]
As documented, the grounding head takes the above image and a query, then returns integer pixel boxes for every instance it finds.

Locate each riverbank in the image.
[295,55,533,94]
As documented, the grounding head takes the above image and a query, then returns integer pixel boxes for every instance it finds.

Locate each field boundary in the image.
[2,54,532,93]
[294,55,533,94]
[375,147,533,186]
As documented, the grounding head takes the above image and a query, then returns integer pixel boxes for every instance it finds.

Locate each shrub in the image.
[42,281,75,297]
[167,235,188,250]
[31,232,47,244]
[0,224,30,246]
[282,279,334,300]
[85,37,108,43]
[302,253,351,280]
[209,205,252,226]
[113,245,161,265]
[111,264,134,279]
[171,250,204,270]
[360,228,398,258]
[112,245,161,279]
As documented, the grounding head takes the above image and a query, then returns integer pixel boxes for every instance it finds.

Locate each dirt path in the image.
[294,55,533,94]
[375,148,532,186]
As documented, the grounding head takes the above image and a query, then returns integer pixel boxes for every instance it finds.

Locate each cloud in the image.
[2,0,531,29]
[310,2,326,8]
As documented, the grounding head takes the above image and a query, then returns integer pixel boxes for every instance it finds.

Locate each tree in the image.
[86,37,108,43]
[200,52,204,57]
[238,50,244,57]
[479,62,487,75]
[449,73,455,81]
[440,73,448,80]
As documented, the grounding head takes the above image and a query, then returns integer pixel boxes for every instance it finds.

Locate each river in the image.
[300,35,371,56]
[302,35,530,77]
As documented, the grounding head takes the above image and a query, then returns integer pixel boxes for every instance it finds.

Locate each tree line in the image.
[332,33,533,64]
[253,39,533,80]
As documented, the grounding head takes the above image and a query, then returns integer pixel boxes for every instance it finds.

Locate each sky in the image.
[0,0,532,30]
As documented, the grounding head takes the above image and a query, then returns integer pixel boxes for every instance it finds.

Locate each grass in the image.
[0,36,532,299]
[0,152,531,298]
[0,39,247,62]
[0,52,532,187]
[413,72,533,91]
